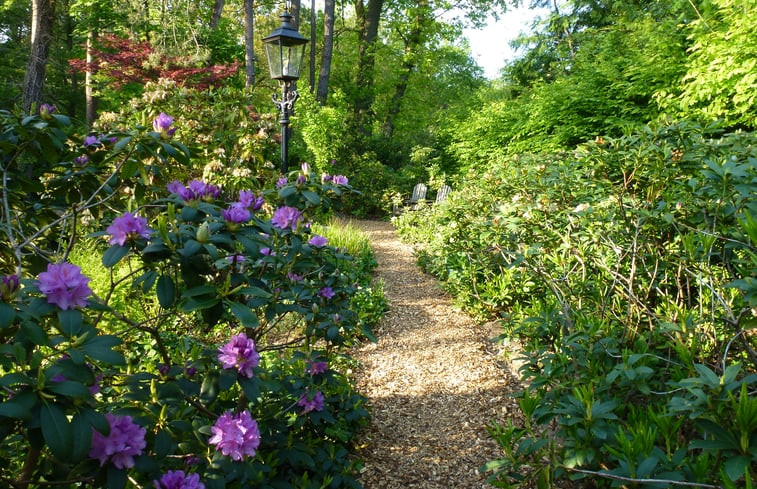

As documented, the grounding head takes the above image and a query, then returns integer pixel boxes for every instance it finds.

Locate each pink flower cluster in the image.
[218,333,260,378]
[208,410,261,461]
[89,413,146,469]
[106,211,152,246]
[37,263,92,310]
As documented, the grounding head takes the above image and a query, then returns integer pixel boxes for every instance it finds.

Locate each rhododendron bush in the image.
[0,107,372,488]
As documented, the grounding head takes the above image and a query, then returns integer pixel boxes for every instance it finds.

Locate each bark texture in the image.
[22,0,55,111]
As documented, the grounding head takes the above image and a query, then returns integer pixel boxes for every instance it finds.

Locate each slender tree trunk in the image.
[65,9,77,117]
[309,0,316,91]
[382,0,428,138]
[244,0,254,88]
[22,0,55,111]
[353,0,384,133]
[85,31,98,126]
[290,0,301,28]
[210,0,225,29]
[316,0,335,104]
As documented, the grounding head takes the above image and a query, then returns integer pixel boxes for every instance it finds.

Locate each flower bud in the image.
[196,222,211,243]
[0,274,20,302]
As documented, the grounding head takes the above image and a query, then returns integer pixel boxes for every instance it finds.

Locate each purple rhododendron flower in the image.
[321,173,332,184]
[0,274,20,302]
[37,263,92,310]
[297,391,325,413]
[307,361,328,375]
[287,272,303,282]
[271,206,303,231]
[259,247,273,256]
[153,112,177,138]
[39,103,56,118]
[89,413,146,469]
[276,177,288,188]
[51,373,66,383]
[308,235,328,247]
[89,374,102,395]
[222,204,251,224]
[208,410,261,461]
[74,155,89,166]
[218,333,260,378]
[238,191,265,212]
[318,287,335,300]
[154,470,205,489]
[167,180,221,202]
[106,212,152,246]
[83,135,100,147]
[296,175,306,185]
[332,175,348,185]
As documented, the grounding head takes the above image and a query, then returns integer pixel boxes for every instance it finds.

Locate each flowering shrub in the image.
[0,108,374,488]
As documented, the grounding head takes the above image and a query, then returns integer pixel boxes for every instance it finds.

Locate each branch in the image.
[566,467,722,489]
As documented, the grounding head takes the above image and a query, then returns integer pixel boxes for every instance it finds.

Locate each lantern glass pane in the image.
[265,42,283,79]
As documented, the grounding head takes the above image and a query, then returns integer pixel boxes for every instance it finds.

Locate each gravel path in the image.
[350,220,523,489]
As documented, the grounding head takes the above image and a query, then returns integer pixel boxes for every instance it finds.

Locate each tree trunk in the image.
[309,0,316,91]
[316,0,335,104]
[382,0,428,138]
[289,0,301,29]
[244,0,254,88]
[85,30,98,126]
[22,0,55,112]
[64,9,77,117]
[353,0,384,132]
[210,0,225,30]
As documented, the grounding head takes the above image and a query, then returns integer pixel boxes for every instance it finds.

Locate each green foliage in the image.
[396,121,757,487]
[658,0,757,128]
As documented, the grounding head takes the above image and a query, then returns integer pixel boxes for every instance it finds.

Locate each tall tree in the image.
[353,0,384,130]
[210,0,225,29]
[382,0,429,137]
[290,0,301,27]
[309,0,316,91]
[316,0,335,103]
[244,0,255,87]
[22,0,55,111]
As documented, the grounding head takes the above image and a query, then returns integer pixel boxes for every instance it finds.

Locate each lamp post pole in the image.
[273,80,298,173]
[262,9,308,175]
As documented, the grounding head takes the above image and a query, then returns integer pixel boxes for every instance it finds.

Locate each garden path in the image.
[350,219,523,489]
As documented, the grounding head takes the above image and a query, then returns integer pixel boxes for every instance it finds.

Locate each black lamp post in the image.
[262,9,309,173]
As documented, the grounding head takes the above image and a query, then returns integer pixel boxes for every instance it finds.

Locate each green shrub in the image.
[397,121,757,487]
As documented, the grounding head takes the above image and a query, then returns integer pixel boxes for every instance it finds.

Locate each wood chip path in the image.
[350,220,523,489]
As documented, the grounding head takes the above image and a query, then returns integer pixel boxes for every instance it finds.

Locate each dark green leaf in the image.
[0,390,36,419]
[102,245,130,268]
[157,274,176,308]
[70,413,93,462]
[41,402,72,460]
[228,301,259,327]
[0,303,15,328]
[57,309,84,337]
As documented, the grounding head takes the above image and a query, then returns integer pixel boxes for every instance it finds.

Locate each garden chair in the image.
[393,183,428,215]
[435,185,451,203]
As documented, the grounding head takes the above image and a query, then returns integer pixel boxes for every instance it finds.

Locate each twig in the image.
[566,467,722,489]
